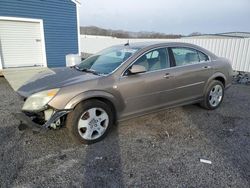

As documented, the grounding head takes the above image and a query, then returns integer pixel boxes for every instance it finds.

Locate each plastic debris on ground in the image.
[233,72,250,85]
[200,159,212,164]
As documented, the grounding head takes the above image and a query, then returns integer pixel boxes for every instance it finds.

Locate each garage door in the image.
[0,20,44,68]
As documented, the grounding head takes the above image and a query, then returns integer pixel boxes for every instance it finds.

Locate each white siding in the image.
[80,35,250,72]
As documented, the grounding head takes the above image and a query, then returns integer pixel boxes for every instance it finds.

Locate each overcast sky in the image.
[79,0,250,35]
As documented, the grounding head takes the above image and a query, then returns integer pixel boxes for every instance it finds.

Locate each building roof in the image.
[218,32,250,38]
[183,32,250,39]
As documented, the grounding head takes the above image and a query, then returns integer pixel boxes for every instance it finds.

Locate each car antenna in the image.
[124,40,129,46]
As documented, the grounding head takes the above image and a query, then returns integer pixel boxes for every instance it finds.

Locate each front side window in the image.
[132,48,170,72]
[76,46,139,74]
[171,47,209,67]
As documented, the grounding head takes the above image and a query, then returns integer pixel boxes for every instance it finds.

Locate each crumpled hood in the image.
[17,67,100,98]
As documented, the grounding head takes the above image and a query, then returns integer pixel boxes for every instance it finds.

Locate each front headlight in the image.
[22,88,60,111]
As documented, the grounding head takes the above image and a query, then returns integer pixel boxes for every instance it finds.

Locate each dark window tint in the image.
[133,48,170,72]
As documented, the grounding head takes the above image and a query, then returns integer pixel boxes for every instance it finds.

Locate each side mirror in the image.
[129,65,146,74]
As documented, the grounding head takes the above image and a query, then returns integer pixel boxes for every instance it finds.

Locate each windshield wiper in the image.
[80,68,101,75]
[74,65,81,71]
[74,65,104,75]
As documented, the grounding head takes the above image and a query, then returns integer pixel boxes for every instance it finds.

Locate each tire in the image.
[200,80,224,110]
[65,99,114,144]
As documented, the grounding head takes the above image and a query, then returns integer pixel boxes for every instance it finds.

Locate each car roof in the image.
[115,41,217,58]
[123,41,164,48]
[115,41,195,48]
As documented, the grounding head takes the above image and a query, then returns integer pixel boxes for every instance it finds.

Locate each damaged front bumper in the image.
[15,109,71,132]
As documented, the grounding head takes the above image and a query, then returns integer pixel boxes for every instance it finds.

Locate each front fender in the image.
[64,90,123,112]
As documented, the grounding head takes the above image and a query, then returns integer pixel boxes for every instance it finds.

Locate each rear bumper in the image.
[15,110,70,131]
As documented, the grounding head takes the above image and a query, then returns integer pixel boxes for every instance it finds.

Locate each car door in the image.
[166,47,213,103]
[117,48,175,118]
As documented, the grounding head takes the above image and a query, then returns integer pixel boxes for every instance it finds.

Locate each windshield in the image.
[76,46,140,74]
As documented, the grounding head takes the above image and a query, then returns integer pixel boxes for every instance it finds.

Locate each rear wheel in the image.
[200,80,224,110]
[66,99,114,144]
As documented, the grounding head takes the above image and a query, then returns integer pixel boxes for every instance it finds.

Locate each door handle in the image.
[202,65,211,69]
[163,73,172,79]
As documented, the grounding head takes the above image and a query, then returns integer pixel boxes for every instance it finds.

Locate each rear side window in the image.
[171,47,209,66]
[198,51,209,62]
[171,48,199,66]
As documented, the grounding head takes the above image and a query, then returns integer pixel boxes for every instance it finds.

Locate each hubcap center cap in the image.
[89,118,98,128]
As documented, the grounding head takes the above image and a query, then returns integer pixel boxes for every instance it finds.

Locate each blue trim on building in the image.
[0,0,78,67]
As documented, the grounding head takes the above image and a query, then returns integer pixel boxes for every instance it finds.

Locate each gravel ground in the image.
[0,77,249,188]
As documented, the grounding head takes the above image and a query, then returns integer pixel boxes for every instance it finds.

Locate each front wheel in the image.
[200,80,224,110]
[66,99,114,144]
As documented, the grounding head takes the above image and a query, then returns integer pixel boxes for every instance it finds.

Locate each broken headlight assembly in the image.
[22,88,60,112]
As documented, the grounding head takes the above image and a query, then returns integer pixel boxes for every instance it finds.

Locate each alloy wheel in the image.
[78,108,109,140]
[208,84,223,107]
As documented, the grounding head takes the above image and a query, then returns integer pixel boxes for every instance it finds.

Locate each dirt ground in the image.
[0,77,249,188]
